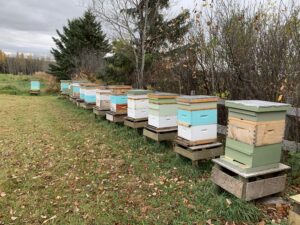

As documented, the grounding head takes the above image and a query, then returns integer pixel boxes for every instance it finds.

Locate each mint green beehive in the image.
[222,100,290,172]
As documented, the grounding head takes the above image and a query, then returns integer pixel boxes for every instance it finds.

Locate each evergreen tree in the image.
[49,9,110,80]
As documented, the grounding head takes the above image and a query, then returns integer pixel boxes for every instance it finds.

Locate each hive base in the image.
[93,107,109,117]
[106,111,126,123]
[174,139,223,166]
[29,90,40,95]
[211,158,290,201]
[124,117,148,129]
[143,124,177,142]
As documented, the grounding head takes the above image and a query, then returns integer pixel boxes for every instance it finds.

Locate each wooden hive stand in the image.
[29,90,40,95]
[93,106,109,118]
[106,111,126,123]
[69,96,77,104]
[174,137,223,166]
[143,124,177,143]
[211,158,290,201]
[124,117,148,129]
[80,102,95,110]
[289,195,300,225]
[76,99,84,107]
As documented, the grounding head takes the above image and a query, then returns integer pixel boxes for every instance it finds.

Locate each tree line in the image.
[49,0,300,107]
[0,50,51,75]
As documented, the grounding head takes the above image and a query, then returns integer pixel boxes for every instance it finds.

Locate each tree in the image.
[49,9,110,80]
[92,0,190,88]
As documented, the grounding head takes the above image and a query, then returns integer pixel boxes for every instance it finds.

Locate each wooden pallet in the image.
[124,117,148,129]
[69,97,77,104]
[143,124,177,142]
[174,141,223,166]
[289,195,300,225]
[211,158,290,201]
[106,111,126,123]
[29,90,40,95]
[176,136,218,147]
[93,107,109,117]
[76,99,84,107]
[80,102,95,110]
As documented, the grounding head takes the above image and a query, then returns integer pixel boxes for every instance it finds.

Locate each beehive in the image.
[30,80,40,91]
[127,89,153,119]
[223,100,290,171]
[148,92,178,128]
[60,80,71,94]
[79,83,94,101]
[70,80,88,98]
[83,84,102,104]
[96,88,111,110]
[177,95,218,143]
[109,85,132,114]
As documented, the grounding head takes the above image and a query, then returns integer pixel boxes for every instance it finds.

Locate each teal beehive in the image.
[30,80,40,91]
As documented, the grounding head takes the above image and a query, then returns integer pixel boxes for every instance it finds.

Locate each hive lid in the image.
[148,92,178,99]
[225,100,291,112]
[128,89,153,95]
[177,95,218,103]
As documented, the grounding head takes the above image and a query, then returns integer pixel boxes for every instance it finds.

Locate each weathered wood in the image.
[211,162,289,201]
[93,107,109,116]
[245,174,287,201]
[106,112,126,123]
[175,136,218,147]
[29,90,40,95]
[289,210,300,225]
[228,117,285,146]
[145,124,177,133]
[124,118,147,129]
[143,128,177,142]
[211,166,244,199]
[174,144,224,162]
[80,102,95,110]
[213,158,290,178]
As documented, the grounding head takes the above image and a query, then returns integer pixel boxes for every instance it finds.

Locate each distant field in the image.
[0,74,48,95]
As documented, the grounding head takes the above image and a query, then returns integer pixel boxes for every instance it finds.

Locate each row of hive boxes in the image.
[223,100,290,169]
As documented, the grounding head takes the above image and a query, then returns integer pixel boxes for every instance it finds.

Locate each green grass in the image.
[0,74,46,95]
[0,94,265,224]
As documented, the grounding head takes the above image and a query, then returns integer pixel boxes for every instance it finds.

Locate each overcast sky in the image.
[0,0,194,57]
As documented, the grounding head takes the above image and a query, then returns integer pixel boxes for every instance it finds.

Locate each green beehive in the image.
[222,100,290,172]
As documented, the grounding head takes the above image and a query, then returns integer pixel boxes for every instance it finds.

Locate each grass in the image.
[0,94,266,225]
[0,74,47,95]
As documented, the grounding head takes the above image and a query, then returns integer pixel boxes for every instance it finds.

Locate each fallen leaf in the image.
[226,198,232,206]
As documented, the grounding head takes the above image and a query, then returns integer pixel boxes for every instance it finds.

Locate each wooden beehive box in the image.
[223,100,290,172]
[127,89,153,119]
[84,85,103,104]
[96,89,111,109]
[60,80,71,94]
[30,80,40,91]
[70,80,88,98]
[177,95,219,143]
[147,92,178,128]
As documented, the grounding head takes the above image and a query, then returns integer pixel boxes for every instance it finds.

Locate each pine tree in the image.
[49,10,110,80]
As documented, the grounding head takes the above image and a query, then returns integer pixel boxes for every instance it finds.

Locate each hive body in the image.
[147,93,178,128]
[177,95,218,144]
[223,100,290,171]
